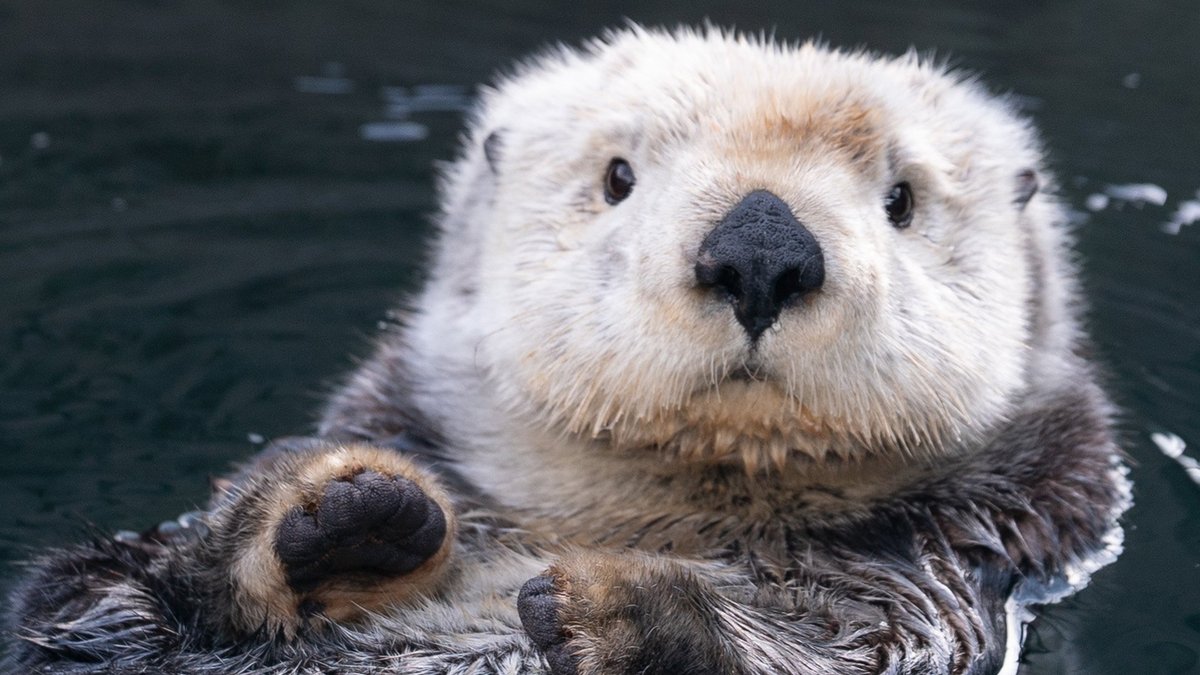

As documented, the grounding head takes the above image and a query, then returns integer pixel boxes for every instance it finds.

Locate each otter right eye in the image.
[604,159,636,204]
[884,182,914,229]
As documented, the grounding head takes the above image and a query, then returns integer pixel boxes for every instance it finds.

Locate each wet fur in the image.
[5,27,1128,674]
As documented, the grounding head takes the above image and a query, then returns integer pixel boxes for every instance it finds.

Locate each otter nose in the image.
[695,190,825,340]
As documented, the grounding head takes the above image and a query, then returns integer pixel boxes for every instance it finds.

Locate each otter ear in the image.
[483,129,505,173]
[1014,168,1039,209]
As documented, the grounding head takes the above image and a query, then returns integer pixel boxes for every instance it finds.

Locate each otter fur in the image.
[5,27,1130,674]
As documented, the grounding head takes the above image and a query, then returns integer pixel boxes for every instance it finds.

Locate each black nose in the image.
[695,190,825,340]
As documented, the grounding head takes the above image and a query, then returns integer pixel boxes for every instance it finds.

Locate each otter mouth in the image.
[681,360,778,402]
[727,364,765,383]
[720,358,773,385]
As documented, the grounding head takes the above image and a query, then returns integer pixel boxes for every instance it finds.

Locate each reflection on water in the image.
[293,62,357,95]
[363,85,473,141]
[0,1,1197,673]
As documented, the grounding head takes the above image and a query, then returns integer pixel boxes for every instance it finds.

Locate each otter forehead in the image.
[500,50,841,150]
[483,32,996,172]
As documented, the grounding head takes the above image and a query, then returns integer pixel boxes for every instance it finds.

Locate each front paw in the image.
[517,574,579,675]
[212,441,456,634]
[274,467,447,591]
[517,552,733,675]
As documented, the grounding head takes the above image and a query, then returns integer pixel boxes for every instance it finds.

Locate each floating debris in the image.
[360,120,429,142]
[1121,72,1141,89]
[1085,193,1110,212]
[247,432,265,444]
[1162,192,1200,235]
[30,131,50,149]
[111,197,128,212]
[1104,182,1168,207]
[1150,431,1200,486]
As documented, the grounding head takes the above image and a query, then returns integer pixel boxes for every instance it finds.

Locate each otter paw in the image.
[275,469,447,589]
[518,554,644,675]
[216,442,456,635]
[518,574,580,675]
[518,553,734,675]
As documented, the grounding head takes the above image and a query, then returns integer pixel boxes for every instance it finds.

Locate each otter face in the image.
[422,29,1059,470]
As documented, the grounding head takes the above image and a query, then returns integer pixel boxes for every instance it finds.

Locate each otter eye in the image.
[604,158,636,204]
[885,182,914,229]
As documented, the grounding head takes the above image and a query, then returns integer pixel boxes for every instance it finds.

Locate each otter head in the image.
[412,28,1069,472]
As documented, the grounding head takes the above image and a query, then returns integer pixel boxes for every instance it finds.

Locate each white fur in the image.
[406,26,1068,501]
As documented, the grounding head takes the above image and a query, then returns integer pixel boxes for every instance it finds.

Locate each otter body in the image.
[6,28,1129,675]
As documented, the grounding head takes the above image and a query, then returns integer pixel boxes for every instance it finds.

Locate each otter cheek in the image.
[597,233,629,291]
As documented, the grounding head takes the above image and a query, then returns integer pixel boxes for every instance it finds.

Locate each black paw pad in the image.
[274,470,446,589]
[518,575,578,675]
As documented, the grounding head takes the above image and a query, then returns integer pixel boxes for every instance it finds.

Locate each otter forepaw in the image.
[518,552,736,675]
[517,574,580,675]
[517,553,652,675]
[210,440,456,635]
[275,468,447,589]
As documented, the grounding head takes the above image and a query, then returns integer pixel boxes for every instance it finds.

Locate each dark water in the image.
[1,2,1197,672]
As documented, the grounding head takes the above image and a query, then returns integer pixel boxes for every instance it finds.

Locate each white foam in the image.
[1104,183,1168,207]
[999,459,1132,671]
[1151,431,1200,485]
[1085,193,1110,212]
[1162,197,1200,235]
[998,596,1035,675]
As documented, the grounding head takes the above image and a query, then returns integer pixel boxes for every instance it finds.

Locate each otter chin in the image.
[538,373,986,473]
[8,27,1129,675]
[599,382,854,471]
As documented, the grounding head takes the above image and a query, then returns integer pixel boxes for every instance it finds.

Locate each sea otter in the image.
[5,27,1130,675]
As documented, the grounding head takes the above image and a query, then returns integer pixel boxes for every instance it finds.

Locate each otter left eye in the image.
[604,158,636,204]
[885,182,914,229]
